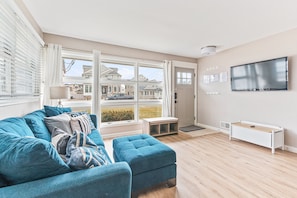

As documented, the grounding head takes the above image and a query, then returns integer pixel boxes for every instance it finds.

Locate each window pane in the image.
[69,102,91,113]
[138,66,163,101]
[139,104,162,119]
[138,83,162,100]
[177,72,192,85]
[63,58,93,109]
[101,62,134,81]
[100,58,164,124]
[187,72,191,79]
[101,83,135,100]
[101,105,134,123]
[139,66,163,82]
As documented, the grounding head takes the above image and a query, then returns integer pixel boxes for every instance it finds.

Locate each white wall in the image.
[0,100,41,119]
[197,28,297,148]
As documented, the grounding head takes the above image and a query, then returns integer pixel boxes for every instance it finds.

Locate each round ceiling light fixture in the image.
[201,45,216,56]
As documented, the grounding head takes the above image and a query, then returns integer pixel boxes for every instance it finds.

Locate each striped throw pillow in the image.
[69,114,91,135]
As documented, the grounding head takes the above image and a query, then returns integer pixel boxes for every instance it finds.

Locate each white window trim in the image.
[100,55,163,126]
[61,50,164,127]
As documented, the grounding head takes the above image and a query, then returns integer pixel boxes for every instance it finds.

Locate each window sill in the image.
[100,120,141,128]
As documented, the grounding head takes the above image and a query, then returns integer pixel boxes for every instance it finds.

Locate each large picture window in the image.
[62,50,164,126]
[100,58,163,125]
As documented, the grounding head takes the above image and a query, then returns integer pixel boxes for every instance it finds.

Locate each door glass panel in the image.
[177,72,192,85]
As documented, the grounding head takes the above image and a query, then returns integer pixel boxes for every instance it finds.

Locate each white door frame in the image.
[172,60,198,125]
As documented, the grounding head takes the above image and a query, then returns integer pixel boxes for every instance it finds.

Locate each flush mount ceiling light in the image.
[201,45,216,56]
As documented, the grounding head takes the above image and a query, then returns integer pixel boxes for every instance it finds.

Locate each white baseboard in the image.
[285,145,297,154]
[197,123,229,134]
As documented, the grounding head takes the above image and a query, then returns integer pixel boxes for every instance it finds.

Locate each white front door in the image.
[174,67,195,127]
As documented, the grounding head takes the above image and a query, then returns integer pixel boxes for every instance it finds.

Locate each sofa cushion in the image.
[0,117,34,137]
[67,112,95,130]
[44,105,72,117]
[51,128,72,161]
[0,131,71,185]
[69,114,92,135]
[88,129,105,147]
[0,174,7,187]
[66,131,110,170]
[113,134,176,175]
[44,113,72,134]
[24,110,51,141]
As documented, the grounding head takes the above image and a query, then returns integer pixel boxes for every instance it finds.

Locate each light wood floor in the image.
[104,132,297,198]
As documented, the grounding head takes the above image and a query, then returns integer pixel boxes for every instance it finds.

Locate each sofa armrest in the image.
[90,114,97,128]
[0,162,132,198]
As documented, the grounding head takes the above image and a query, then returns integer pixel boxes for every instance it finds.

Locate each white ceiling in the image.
[23,0,297,58]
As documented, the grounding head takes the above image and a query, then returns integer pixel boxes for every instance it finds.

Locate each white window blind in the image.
[0,0,42,98]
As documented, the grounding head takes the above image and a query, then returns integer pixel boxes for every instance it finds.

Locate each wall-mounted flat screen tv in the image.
[230,57,288,91]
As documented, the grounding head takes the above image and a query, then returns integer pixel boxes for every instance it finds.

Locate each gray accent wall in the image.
[197,28,297,149]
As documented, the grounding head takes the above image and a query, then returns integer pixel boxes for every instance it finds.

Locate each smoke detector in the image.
[201,46,216,56]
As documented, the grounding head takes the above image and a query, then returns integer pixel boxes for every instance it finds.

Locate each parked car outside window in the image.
[107,93,134,100]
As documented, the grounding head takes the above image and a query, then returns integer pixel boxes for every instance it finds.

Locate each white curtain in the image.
[162,60,172,117]
[43,44,63,105]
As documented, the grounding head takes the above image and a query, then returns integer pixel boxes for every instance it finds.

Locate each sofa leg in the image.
[167,178,176,188]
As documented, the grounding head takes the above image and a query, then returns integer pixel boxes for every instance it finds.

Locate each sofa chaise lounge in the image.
[0,107,132,198]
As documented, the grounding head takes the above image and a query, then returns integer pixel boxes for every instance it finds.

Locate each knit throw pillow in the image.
[66,131,110,170]
[67,112,95,130]
[69,114,91,135]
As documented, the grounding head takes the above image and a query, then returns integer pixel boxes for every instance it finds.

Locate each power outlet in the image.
[220,121,231,131]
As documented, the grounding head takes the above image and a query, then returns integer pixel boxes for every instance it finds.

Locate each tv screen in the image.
[230,57,288,91]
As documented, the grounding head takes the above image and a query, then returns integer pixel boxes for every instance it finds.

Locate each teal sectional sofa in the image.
[0,107,132,198]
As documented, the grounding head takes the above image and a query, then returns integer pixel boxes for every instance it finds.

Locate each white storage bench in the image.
[230,121,284,154]
[143,117,178,137]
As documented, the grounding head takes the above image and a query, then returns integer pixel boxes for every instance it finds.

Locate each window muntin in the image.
[177,72,192,85]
